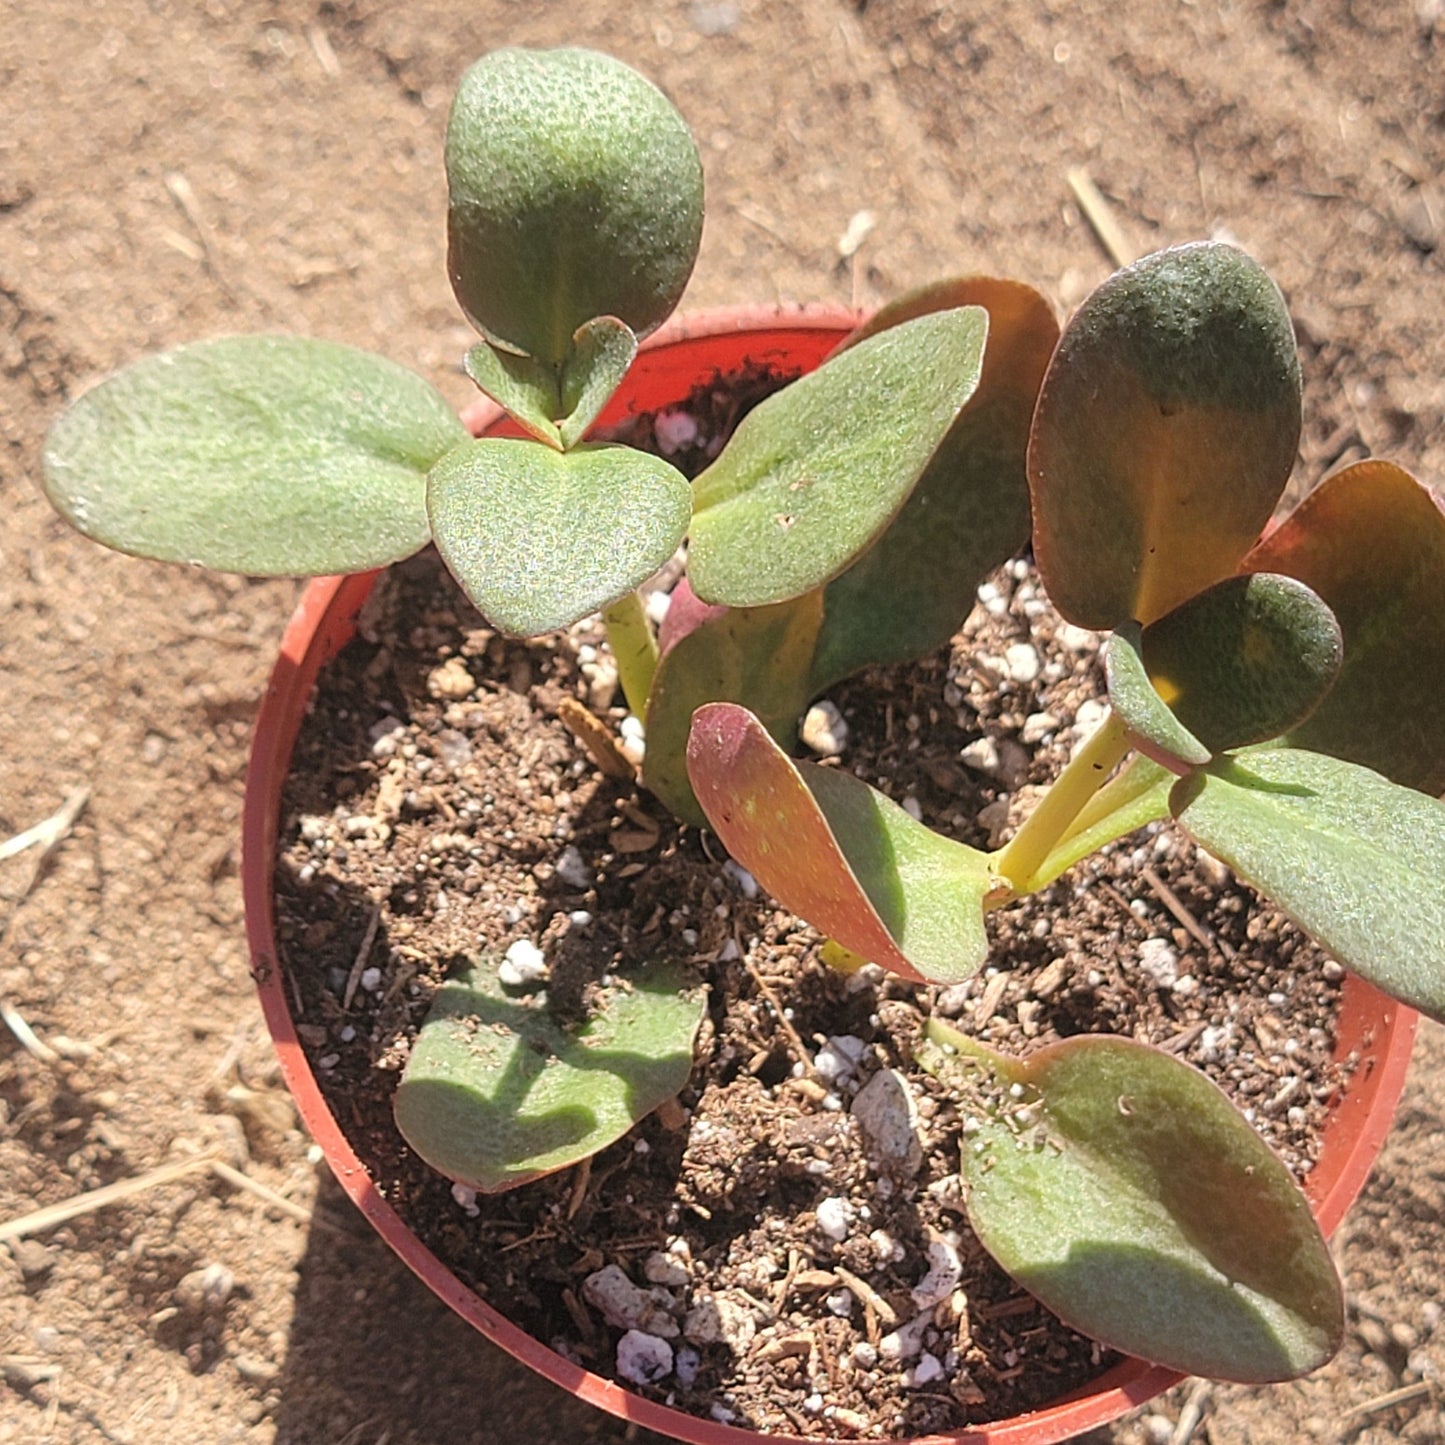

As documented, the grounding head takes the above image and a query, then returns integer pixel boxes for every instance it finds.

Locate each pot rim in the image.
[242,303,1420,1445]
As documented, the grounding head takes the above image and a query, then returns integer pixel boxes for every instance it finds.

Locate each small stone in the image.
[499,939,548,988]
[879,1310,932,1362]
[911,1233,963,1310]
[427,657,476,700]
[1020,711,1059,745]
[814,1034,866,1085]
[826,1289,855,1317]
[674,1343,701,1387]
[1072,697,1110,741]
[1137,938,1179,989]
[643,1251,689,1288]
[583,1264,679,1338]
[722,859,758,900]
[175,1263,235,1314]
[654,408,701,453]
[905,1352,945,1387]
[451,1183,479,1216]
[1056,622,1098,653]
[975,798,1011,847]
[815,1196,854,1242]
[852,1340,879,1369]
[555,846,592,890]
[684,1291,757,1351]
[8,1239,55,1280]
[232,1352,279,1386]
[801,700,848,757]
[852,1068,924,1177]
[616,1330,674,1385]
[1003,642,1041,685]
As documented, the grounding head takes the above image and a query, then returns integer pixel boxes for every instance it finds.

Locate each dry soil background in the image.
[2,2,1443,1443]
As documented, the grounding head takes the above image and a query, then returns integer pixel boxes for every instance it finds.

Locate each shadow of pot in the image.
[241,306,1419,1445]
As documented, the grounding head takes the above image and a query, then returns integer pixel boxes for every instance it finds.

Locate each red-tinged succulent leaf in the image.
[1138,573,1341,754]
[1172,747,1445,1023]
[809,279,1058,690]
[1029,242,1301,629]
[688,309,988,607]
[394,957,704,1193]
[642,599,824,827]
[687,704,998,984]
[1105,622,1212,770]
[656,576,728,657]
[919,1020,1343,1382]
[1243,460,1445,794]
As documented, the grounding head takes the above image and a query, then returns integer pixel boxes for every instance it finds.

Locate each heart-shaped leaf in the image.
[1244,460,1445,794]
[42,335,467,573]
[642,595,824,826]
[687,703,999,983]
[1139,573,1342,754]
[688,308,989,607]
[446,48,703,365]
[559,317,638,449]
[463,340,562,447]
[919,1020,1343,1383]
[1029,242,1301,628]
[1105,622,1211,770]
[1172,747,1445,1021]
[393,956,705,1193]
[809,279,1058,690]
[427,438,690,637]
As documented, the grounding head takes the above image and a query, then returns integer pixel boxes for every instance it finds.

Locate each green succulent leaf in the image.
[393,956,704,1193]
[1244,460,1445,794]
[642,594,824,827]
[1172,748,1445,1022]
[446,47,703,365]
[688,308,989,608]
[919,1020,1343,1383]
[686,703,998,984]
[1140,573,1342,755]
[463,340,562,447]
[42,335,467,574]
[427,438,690,637]
[559,317,638,450]
[1105,622,1211,769]
[1029,242,1301,629]
[809,279,1058,690]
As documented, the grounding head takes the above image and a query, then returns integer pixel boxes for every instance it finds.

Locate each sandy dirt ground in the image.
[2,2,1442,1442]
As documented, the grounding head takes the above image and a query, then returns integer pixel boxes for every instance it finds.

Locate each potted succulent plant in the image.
[36,41,1440,1445]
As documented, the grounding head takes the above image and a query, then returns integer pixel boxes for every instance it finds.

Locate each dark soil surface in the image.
[3,3,1442,1444]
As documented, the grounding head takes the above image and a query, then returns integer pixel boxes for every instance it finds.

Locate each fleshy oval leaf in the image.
[463,340,562,447]
[1244,460,1445,794]
[1172,747,1445,1022]
[1029,242,1301,628]
[42,336,467,574]
[1104,622,1211,769]
[446,48,703,365]
[559,317,638,450]
[809,279,1058,690]
[686,703,997,984]
[427,438,690,637]
[394,956,705,1193]
[919,1020,1343,1382]
[1140,573,1342,754]
[688,308,989,608]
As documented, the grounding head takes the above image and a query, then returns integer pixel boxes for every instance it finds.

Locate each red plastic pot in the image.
[242,306,1420,1445]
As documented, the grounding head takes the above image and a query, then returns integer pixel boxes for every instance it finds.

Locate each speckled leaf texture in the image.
[920,1021,1343,1382]
[42,335,467,574]
[445,48,703,365]
[1029,242,1301,629]
[687,308,988,608]
[1173,747,1445,1022]
[393,957,704,1194]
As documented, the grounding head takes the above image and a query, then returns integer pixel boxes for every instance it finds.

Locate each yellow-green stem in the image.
[602,590,658,721]
[995,708,1131,895]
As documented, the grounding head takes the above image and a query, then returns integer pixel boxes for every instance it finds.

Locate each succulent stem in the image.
[602,589,659,721]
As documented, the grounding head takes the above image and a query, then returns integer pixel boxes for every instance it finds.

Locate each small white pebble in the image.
[1020,711,1059,744]
[815,1196,854,1241]
[616,1330,674,1385]
[900,795,923,821]
[500,938,548,988]
[1072,697,1110,741]
[723,859,759,900]
[654,408,700,455]
[644,589,673,626]
[852,1341,879,1369]
[674,1344,701,1387]
[801,699,849,757]
[905,1353,945,1388]
[359,967,382,992]
[644,1251,690,1288]
[555,846,592,890]
[1004,641,1041,685]
[451,1183,479,1216]
[1137,938,1179,989]
[568,910,593,928]
[826,1289,855,1317]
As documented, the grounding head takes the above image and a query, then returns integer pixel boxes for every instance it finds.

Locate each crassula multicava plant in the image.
[37,43,1445,1389]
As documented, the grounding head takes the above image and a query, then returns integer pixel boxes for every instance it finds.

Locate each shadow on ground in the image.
[273,1172,672,1445]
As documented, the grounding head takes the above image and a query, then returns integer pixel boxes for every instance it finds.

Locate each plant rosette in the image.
[241,312,1418,1445]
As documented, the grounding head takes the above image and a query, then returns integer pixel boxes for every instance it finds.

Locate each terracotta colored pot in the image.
[242,307,1420,1445]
